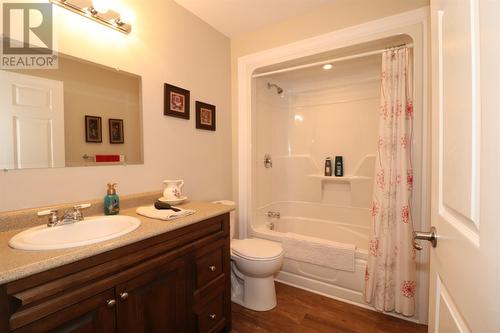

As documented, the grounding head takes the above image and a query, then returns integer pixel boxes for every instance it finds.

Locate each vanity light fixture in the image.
[50,0,132,34]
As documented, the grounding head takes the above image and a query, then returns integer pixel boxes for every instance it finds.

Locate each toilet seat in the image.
[231,239,283,261]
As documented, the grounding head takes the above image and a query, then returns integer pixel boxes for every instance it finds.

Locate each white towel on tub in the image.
[283,232,356,272]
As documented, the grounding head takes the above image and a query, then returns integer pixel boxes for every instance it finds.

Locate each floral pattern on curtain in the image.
[364,47,416,316]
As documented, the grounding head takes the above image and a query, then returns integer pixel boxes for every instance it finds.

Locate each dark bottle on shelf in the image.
[334,156,344,177]
[325,157,332,176]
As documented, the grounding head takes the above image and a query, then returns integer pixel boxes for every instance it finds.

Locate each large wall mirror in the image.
[0,54,143,170]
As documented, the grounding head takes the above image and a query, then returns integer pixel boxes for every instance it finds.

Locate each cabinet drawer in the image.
[11,289,116,333]
[197,293,224,333]
[196,247,223,289]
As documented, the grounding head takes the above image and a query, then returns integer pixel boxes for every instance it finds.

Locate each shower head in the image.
[267,82,284,95]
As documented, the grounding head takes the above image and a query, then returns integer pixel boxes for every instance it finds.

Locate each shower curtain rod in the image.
[252,43,413,78]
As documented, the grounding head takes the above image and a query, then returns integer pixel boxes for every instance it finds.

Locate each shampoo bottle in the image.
[334,156,344,177]
[325,157,332,176]
[104,183,120,215]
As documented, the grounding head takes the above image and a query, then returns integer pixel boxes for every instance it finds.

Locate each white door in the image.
[428,0,500,332]
[0,71,65,169]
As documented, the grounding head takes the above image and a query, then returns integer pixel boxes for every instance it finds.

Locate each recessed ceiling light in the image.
[322,63,333,70]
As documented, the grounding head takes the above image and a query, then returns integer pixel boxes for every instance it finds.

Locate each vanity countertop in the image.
[0,201,234,285]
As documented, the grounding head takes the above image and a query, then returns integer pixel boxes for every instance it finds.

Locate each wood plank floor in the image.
[231,282,428,333]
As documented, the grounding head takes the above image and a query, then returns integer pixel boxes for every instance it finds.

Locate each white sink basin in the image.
[9,215,141,251]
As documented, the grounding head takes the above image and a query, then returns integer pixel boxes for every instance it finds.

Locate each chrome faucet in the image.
[266,211,280,219]
[38,209,59,227]
[38,203,91,227]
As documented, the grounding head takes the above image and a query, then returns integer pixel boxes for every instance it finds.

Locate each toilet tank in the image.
[212,200,235,239]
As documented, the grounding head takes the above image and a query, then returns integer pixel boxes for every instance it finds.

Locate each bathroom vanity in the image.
[0,203,232,333]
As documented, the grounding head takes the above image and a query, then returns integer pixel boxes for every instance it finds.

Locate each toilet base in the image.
[242,275,277,311]
[231,266,278,311]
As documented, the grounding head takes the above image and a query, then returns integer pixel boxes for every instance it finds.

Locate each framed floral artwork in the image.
[164,83,190,119]
[195,101,216,131]
[85,115,102,143]
[109,118,124,144]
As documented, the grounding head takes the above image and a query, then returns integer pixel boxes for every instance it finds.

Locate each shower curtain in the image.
[364,47,416,316]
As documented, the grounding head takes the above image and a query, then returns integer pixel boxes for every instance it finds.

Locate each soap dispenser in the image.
[104,183,120,215]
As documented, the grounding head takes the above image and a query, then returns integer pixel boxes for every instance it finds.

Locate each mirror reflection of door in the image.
[0,71,65,169]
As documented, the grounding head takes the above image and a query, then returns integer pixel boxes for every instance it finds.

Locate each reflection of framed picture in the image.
[109,118,124,144]
[164,83,190,119]
[85,115,102,143]
[195,101,216,131]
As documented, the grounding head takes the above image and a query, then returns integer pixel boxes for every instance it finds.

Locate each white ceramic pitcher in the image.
[163,180,184,200]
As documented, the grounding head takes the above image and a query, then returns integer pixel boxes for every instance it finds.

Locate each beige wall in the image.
[230,0,429,207]
[0,0,231,212]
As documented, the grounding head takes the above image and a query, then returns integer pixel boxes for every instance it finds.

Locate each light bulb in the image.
[92,0,109,13]
[322,63,333,70]
[119,8,135,24]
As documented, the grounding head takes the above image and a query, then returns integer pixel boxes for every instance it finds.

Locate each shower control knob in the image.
[264,153,272,168]
[413,226,438,250]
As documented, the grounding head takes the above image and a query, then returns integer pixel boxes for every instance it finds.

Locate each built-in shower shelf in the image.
[307,174,372,183]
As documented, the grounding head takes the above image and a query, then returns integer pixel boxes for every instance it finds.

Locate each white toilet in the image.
[213,201,284,311]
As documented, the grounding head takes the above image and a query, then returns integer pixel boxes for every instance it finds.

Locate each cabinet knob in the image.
[120,292,129,301]
[208,265,216,272]
[209,313,216,320]
[106,299,116,307]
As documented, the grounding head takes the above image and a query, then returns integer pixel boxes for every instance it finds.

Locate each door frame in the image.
[236,7,430,323]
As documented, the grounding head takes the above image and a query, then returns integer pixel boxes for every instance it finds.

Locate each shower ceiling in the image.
[254,35,412,78]
[262,55,381,83]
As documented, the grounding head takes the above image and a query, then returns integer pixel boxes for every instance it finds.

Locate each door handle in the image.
[413,226,437,250]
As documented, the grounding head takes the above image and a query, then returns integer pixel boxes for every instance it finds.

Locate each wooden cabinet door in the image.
[12,290,116,333]
[115,257,187,333]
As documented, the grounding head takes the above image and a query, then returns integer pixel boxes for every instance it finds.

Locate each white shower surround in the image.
[237,8,429,323]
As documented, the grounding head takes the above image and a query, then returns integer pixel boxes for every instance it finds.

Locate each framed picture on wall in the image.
[109,118,124,144]
[85,115,102,143]
[195,101,216,131]
[164,83,190,119]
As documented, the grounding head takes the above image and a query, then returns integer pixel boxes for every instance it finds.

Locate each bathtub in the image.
[251,201,370,307]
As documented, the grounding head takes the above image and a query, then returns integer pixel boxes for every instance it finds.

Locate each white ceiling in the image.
[173,0,336,38]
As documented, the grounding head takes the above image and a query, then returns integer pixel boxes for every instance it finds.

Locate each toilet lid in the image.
[231,238,283,260]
